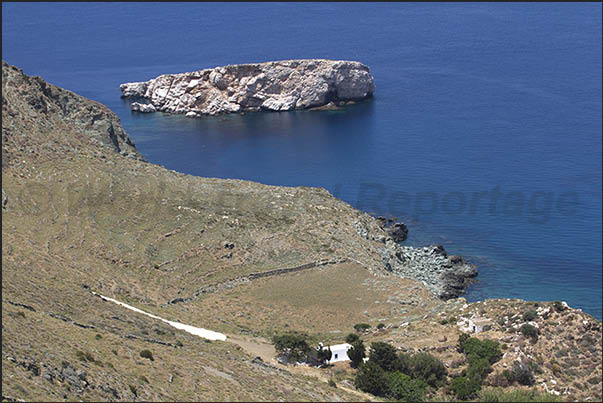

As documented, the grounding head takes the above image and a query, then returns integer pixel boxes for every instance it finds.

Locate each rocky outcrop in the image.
[381,243,478,299]
[387,222,409,243]
[353,218,477,299]
[2,61,143,164]
[120,59,375,116]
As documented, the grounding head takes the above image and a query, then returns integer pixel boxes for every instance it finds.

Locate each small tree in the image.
[348,339,366,369]
[460,337,502,364]
[317,346,332,366]
[451,376,480,400]
[369,341,399,372]
[354,361,389,397]
[272,333,311,363]
[408,352,447,387]
[345,333,360,344]
[457,333,470,353]
[386,371,426,402]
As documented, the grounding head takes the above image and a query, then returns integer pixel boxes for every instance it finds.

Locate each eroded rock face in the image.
[2,61,143,163]
[120,59,375,116]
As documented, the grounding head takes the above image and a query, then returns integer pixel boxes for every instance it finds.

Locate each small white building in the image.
[320,343,352,363]
[468,317,493,333]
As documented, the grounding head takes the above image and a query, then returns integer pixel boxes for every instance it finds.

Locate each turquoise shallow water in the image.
[3,3,601,319]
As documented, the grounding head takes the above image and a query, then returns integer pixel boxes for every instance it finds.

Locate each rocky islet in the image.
[120,59,375,117]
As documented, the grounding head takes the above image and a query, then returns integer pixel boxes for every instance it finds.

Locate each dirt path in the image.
[90,292,374,400]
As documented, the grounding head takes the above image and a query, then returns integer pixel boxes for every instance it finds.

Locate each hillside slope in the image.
[2,62,601,402]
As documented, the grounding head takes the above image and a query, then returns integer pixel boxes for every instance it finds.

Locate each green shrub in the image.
[511,362,534,386]
[348,339,366,369]
[386,371,426,402]
[466,356,491,382]
[369,341,398,372]
[451,376,480,400]
[175,340,183,348]
[457,333,470,353]
[129,385,137,396]
[317,346,332,365]
[354,323,371,332]
[461,337,502,364]
[407,352,447,387]
[139,349,154,361]
[520,323,538,340]
[553,301,566,312]
[328,379,337,388]
[345,333,360,344]
[522,310,537,322]
[272,333,311,362]
[354,361,389,397]
[478,387,562,402]
[377,323,385,329]
[439,318,449,325]
[527,360,543,375]
[95,334,102,340]
[502,369,514,382]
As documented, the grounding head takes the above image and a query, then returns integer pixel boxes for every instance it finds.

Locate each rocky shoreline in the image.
[356,217,478,299]
[119,59,375,117]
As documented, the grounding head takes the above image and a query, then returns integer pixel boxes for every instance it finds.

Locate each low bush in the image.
[377,323,385,329]
[466,356,491,382]
[553,301,566,312]
[328,379,337,388]
[345,333,360,343]
[139,349,154,361]
[520,323,539,340]
[522,309,537,322]
[478,387,562,402]
[510,361,535,386]
[353,323,371,332]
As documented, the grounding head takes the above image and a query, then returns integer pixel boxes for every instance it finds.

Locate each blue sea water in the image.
[3,3,601,319]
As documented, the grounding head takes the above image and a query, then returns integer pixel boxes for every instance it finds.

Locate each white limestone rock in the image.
[131,102,156,113]
[120,59,375,116]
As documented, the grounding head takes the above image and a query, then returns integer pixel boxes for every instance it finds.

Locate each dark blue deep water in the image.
[3,3,601,319]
